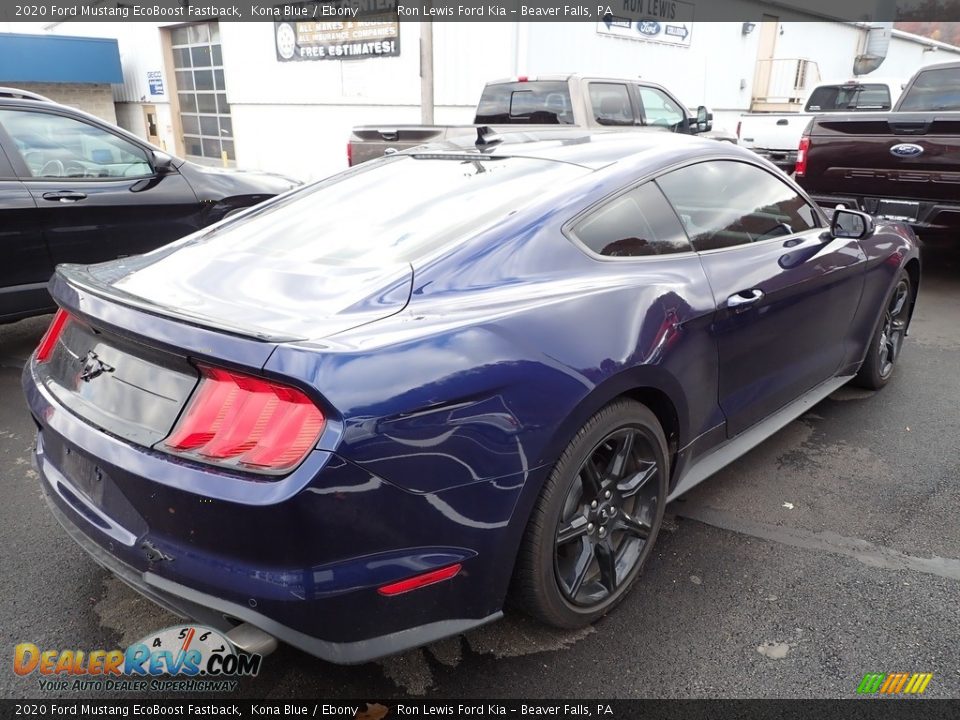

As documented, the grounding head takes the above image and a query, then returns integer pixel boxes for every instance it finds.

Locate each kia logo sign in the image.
[890,143,924,158]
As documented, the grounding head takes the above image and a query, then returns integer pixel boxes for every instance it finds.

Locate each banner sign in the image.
[596,1,695,47]
[274,18,400,61]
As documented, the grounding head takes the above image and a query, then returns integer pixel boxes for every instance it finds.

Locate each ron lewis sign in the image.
[597,0,695,47]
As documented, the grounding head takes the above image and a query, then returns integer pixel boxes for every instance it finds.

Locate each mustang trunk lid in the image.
[57,250,413,343]
[36,315,199,447]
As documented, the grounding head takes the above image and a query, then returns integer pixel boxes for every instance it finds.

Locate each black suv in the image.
[0,88,299,323]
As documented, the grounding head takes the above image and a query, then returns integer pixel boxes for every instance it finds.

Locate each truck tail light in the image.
[346,142,353,166]
[795,136,810,177]
[160,365,325,474]
[36,309,70,363]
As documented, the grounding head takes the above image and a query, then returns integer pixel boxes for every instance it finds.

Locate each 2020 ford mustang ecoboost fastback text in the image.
[23,132,919,663]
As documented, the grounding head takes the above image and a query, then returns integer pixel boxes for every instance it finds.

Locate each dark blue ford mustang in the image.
[23,131,919,663]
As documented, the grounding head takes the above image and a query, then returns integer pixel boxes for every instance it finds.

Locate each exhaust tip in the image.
[226,623,278,656]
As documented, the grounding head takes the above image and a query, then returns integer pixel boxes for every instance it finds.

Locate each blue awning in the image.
[0,32,122,84]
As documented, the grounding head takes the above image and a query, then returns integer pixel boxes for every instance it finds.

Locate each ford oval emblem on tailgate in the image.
[890,143,924,158]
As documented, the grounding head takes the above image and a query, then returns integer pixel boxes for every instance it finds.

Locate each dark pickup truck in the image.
[795,60,960,241]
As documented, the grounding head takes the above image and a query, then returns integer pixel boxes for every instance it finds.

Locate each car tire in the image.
[853,269,913,391]
[512,398,668,629]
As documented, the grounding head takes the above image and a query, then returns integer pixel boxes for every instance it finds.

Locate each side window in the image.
[805,84,892,111]
[656,161,819,252]
[899,68,960,111]
[572,182,693,258]
[0,110,153,179]
[638,87,685,130]
[589,83,635,126]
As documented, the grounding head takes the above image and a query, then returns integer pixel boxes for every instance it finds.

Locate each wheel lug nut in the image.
[598,527,606,537]
[604,490,612,499]
[587,523,594,533]
[610,507,617,516]
[591,500,598,509]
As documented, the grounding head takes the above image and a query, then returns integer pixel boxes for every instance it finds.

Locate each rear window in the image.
[898,67,960,111]
[475,82,574,125]
[805,84,892,111]
[172,155,589,265]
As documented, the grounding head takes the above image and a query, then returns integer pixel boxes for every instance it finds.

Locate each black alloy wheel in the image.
[854,269,913,390]
[513,399,668,628]
[554,428,660,606]
[877,277,911,380]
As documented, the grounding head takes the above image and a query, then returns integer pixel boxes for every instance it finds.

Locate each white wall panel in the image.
[219,22,422,106]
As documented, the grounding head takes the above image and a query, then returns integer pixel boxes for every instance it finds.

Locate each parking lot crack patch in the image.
[674,503,960,582]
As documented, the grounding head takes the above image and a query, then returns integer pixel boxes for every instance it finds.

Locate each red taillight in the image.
[161,365,325,474]
[377,564,462,597]
[736,120,742,139]
[346,141,353,167]
[36,309,70,363]
[795,136,810,177]
[517,75,528,82]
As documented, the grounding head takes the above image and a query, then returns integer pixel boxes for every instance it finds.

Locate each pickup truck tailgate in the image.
[348,126,475,165]
[805,114,960,203]
[739,114,811,151]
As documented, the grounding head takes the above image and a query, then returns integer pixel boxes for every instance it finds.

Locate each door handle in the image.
[727,289,764,310]
[41,191,87,203]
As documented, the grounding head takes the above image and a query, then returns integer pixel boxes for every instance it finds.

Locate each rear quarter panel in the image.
[266,189,721,498]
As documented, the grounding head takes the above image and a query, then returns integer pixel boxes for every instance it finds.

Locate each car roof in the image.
[914,60,960,72]
[409,129,734,170]
[0,87,55,102]
[484,74,673,89]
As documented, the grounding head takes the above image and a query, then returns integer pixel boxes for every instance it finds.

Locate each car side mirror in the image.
[152,151,175,175]
[831,208,874,239]
[691,106,712,133]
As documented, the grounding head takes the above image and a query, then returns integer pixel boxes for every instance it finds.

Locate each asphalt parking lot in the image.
[2,245,958,701]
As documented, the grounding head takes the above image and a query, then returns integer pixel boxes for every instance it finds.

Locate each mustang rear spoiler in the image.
[53,264,306,344]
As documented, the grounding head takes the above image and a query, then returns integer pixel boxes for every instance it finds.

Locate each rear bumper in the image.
[23,361,522,664]
[807,193,960,238]
[746,147,797,171]
[40,478,499,664]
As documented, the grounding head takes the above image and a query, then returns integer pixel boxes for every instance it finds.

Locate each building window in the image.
[171,22,234,161]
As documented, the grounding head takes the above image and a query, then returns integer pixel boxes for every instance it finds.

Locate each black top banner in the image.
[1,700,960,720]
[1,0,960,22]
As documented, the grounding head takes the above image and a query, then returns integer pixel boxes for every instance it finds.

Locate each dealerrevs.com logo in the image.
[14,625,263,693]
[856,672,934,695]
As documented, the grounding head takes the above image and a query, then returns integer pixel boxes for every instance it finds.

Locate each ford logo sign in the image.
[637,21,661,36]
[890,143,924,158]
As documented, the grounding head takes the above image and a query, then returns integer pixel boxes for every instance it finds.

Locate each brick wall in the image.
[1,83,117,124]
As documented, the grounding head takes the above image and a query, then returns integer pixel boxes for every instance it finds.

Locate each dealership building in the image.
[14,6,960,182]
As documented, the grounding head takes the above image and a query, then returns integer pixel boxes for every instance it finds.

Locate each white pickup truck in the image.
[737,79,904,171]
